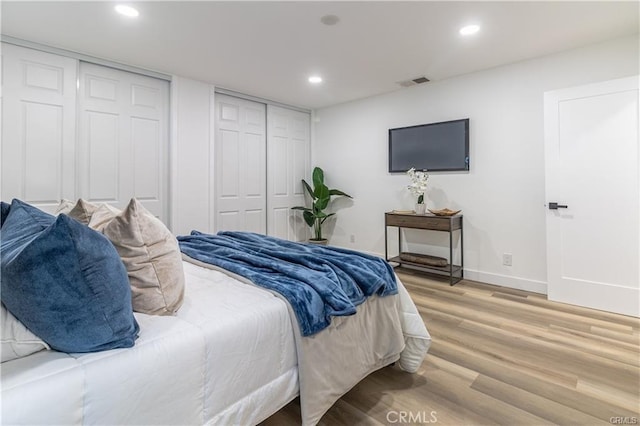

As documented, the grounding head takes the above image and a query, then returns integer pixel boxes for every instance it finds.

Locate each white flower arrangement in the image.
[406,167,429,204]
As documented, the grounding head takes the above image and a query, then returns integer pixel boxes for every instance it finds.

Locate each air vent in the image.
[397,76,430,88]
[412,76,430,84]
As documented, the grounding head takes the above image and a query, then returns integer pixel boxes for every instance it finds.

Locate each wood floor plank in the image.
[470,375,606,425]
[430,339,639,420]
[262,273,640,425]
[549,324,640,353]
[500,321,640,367]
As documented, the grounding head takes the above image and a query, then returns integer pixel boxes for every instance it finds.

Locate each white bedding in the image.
[0,260,430,426]
[177,261,299,425]
[1,262,299,426]
[1,313,206,425]
[183,257,432,425]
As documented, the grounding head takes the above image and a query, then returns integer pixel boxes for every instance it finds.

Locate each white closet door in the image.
[78,62,169,221]
[1,43,77,213]
[214,94,267,233]
[267,105,310,241]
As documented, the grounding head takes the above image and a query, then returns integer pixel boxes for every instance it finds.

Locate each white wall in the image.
[312,35,639,294]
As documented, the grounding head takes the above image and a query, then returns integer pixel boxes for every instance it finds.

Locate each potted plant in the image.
[407,167,429,214]
[291,167,352,244]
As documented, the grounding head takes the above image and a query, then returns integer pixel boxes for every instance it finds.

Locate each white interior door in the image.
[214,94,267,233]
[78,62,169,221]
[267,105,310,241]
[544,76,639,317]
[1,43,77,213]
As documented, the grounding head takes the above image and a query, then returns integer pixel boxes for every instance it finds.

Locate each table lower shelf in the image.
[387,256,463,284]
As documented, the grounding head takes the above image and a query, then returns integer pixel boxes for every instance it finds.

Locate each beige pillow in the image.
[88,203,123,231]
[55,199,100,224]
[89,199,185,316]
[1,303,50,363]
[55,199,75,215]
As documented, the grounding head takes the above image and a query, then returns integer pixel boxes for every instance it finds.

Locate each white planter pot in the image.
[415,203,426,215]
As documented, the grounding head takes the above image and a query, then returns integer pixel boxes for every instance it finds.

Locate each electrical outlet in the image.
[350,234,356,243]
[503,253,513,266]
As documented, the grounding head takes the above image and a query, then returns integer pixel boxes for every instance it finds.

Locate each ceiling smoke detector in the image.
[397,76,430,88]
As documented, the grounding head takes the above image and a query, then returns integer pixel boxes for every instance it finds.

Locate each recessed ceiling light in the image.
[115,5,139,18]
[320,15,340,26]
[459,24,480,36]
[308,76,323,84]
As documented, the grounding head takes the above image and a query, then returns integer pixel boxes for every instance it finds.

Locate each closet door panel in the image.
[292,141,307,197]
[271,208,291,239]
[266,105,310,241]
[86,111,119,202]
[245,133,265,197]
[1,43,77,213]
[219,211,240,232]
[219,130,240,198]
[132,117,161,201]
[22,103,63,203]
[271,136,288,196]
[245,209,265,233]
[214,94,266,233]
[80,67,129,207]
[78,62,168,220]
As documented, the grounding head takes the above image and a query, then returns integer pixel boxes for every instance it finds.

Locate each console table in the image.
[385,212,463,285]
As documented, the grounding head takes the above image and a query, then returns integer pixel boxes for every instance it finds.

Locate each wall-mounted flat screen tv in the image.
[388,118,469,172]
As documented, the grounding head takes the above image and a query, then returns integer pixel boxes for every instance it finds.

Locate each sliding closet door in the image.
[1,43,77,213]
[267,105,310,241]
[214,94,267,233]
[78,62,169,221]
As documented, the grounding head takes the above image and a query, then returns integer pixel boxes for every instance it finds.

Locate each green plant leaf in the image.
[329,189,352,198]
[302,210,315,227]
[302,180,315,199]
[320,212,335,224]
[312,167,324,189]
[316,196,330,211]
[314,183,329,201]
[291,206,311,212]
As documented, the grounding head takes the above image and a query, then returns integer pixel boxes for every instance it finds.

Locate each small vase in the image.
[415,203,426,215]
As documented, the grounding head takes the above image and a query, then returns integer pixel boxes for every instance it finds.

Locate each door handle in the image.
[548,202,568,210]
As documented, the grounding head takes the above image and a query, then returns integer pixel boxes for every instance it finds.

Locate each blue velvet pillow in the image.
[1,199,139,353]
[0,201,10,228]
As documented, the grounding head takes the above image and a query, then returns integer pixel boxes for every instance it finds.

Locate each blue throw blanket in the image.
[178,231,398,336]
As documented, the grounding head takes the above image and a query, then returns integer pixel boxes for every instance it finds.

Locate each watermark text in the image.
[386,410,438,424]
[610,417,638,425]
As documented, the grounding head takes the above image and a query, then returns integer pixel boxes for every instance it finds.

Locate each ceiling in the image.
[2,1,638,110]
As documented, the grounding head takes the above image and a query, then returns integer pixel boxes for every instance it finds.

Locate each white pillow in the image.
[1,303,50,363]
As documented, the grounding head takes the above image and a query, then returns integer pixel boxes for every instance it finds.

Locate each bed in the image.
[2,259,430,425]
[1,199,431,425]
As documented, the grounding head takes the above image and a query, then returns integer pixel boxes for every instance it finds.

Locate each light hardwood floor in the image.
[262,269,640,425]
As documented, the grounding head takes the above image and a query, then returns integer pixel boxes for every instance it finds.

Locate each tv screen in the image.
[388,118,469,172]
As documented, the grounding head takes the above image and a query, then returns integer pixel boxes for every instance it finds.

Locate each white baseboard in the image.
[463,269,547,295]
[549,280,639,317]
[360,247,638,317]
[358,247,548,295]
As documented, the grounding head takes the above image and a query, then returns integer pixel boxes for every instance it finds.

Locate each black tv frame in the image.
[388,118,469,173]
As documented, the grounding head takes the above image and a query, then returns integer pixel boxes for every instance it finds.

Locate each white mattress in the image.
[0,261,299,426]
[1,351,84,425]
[176,261,298,425]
